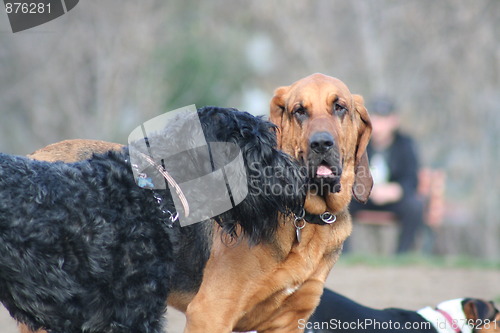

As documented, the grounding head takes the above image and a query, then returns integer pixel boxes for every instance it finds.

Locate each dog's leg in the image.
[183,225,301,332]
[256,258,335,333]
[184,233,270,333]
[242,217,347,333]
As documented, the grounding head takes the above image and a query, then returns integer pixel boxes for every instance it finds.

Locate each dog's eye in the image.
[334,103,347,118]
[292,106,308,118]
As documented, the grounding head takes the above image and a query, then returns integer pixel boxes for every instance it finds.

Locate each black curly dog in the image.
[0,107,305,333]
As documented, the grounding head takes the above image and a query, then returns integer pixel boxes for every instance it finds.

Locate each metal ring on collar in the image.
[294,208,305,221]
[293,218,306,230]
[168,211,179,223]
[320,212,337,224]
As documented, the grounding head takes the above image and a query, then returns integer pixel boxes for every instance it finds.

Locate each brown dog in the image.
[18,73,372,332]
[183,73,372,332]
[27,139,123,162]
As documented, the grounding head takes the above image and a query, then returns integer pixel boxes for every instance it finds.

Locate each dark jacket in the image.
[367,131,419,199]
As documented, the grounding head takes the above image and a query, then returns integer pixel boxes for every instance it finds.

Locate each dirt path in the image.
[1,264,499,332]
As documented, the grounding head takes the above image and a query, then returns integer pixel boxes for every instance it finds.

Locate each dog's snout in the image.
[309,132,334,154]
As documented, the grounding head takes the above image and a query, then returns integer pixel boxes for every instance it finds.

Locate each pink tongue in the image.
[316,165,333,176]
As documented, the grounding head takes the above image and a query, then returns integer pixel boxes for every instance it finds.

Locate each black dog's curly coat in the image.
[0,107,305,333]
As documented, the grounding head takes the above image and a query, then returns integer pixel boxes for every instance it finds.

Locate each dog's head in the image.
[131,106,306,244]
[270,73,372,214]
[463,299,500,333]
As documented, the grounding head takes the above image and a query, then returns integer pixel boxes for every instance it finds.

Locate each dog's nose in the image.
[309,132,334,154]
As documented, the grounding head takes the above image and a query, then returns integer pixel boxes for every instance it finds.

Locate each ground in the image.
[2,259,499,332]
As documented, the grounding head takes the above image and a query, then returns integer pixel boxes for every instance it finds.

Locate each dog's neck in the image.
[303,191,350,216]
[112,150,180,230]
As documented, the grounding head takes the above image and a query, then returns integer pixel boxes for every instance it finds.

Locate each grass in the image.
[337,253,500,270]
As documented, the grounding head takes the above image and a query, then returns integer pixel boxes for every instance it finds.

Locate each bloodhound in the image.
[185,74,372,332]
[27,139,123,162]
[18,73,371,333]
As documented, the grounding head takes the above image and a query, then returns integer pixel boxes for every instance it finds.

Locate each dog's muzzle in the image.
[307,131,342,194]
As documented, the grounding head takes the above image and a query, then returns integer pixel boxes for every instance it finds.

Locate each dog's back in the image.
[27,139,123,162]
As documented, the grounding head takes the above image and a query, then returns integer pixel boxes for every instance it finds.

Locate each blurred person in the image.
[349,97,424,254]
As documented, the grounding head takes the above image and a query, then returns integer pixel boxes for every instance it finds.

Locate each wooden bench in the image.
[349,168,446,255]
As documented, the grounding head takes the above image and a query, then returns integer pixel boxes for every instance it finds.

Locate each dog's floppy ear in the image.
[269,86,288,148]
[200,107,306,245]
[352,94,373,203]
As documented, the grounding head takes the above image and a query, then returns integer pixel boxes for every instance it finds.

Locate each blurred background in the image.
[0,0,498,260]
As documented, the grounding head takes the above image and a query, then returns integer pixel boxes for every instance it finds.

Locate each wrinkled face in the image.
[270,73,373,212]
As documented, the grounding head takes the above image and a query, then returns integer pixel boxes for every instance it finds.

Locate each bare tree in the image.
[1,0,498,258]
